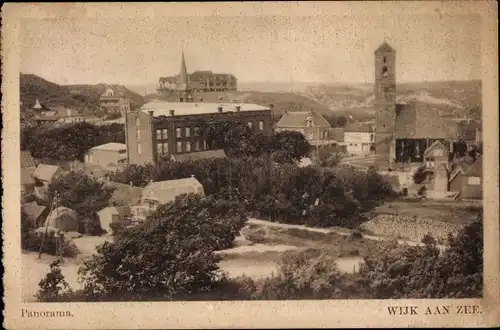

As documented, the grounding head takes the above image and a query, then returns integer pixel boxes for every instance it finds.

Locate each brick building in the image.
[158,51,237,93]
[125,101,273,165]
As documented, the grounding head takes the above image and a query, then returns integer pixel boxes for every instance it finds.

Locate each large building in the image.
[373,42,481,169]
[124,100,273,165]
[99,86,131,113]
[158,52,237,94]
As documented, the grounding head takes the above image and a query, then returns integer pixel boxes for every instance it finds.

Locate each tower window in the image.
[383,56,387,64]
[382,66,388,77]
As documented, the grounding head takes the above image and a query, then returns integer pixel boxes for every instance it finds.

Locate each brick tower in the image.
[374,42,397,169]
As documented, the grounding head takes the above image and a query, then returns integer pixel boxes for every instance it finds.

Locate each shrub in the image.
[421,232,437,246]
[109,222,126,236]
[76,194,247,300]
[413,166,427,184]
[25,229,80,258]
[36,261,71,302]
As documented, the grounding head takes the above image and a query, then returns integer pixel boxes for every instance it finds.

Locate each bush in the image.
[413,166,427,184]
[109,222,126,236]
[25,229,80,258]
[36,261,71,302]
[76,194,247,300]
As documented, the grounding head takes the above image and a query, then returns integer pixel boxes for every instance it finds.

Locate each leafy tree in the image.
[47,171,113,226]
[77,194,247,300]
[270,131,312,163]
[357,213,483,299]
[21,208,36,250]
[37,261,70,302]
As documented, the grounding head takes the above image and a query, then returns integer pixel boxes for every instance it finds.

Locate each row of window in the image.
[156,140,208,154]
[135,139,210,156]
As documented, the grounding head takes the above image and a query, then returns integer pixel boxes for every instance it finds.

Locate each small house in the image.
[343,122,375,155]
[33,164,63,186]
[276,111,333,142]
[44,207,79,232]
[423,140,449,169]
[84,143,127,167]
[22,201,48,227]
[141,176,205,210]
[449,155,482,200]
[97,206,132,235]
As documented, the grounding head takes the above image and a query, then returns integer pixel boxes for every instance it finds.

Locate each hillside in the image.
[20,74,146,114]
[149,90,332,118]
[301,80,482,119]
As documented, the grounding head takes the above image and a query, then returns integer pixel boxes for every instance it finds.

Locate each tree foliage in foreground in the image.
[76,194,247,301]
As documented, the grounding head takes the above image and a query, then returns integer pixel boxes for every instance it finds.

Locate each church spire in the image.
[177,50,190,91]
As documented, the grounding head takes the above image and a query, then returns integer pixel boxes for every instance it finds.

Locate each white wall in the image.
[344,131,374,155]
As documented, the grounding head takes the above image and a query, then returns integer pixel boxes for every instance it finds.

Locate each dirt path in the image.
[247,218,447,251]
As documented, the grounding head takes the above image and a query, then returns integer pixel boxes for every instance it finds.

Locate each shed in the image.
[141,176,205,207]
[44,207,79,232]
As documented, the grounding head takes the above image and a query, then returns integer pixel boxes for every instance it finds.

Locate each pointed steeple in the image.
[177,50,190,91]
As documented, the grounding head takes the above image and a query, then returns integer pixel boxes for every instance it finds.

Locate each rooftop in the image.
[142,176,204,204]
[140,101,271,117]
[90,143,127,152]
[276,111,331,128]
[344,122,374,133]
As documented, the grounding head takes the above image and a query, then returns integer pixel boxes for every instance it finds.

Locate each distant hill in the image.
[20,74,146,114]
[301,80,482,119]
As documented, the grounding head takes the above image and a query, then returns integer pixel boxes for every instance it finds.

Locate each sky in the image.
[20,13,481,85]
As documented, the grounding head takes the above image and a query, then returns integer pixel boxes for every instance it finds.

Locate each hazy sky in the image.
[20,14,481,85]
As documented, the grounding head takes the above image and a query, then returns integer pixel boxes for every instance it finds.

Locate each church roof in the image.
[394,102,460,139]
[375,42,395,53]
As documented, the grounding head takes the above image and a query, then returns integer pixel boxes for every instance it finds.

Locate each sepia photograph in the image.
[2,2,499,329]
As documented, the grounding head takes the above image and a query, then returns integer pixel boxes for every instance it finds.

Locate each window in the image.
[259,121,264,130]
[467,176,481,186]
[176,128,182,138]
[382,66,388,77]
[383,56,387,64]
[137,143,142,155]
[163,142,169,154]
[185,127,191,137]
[370,134,374,142]
[135,117,140,126]
[433,149,444,157]
[247,122,253,130]
[186,141,192,152]
[195,140,200,151]
[194,127,200,136]
[156,129,162,140]
[156,143,163,155]
[203,139,207,150]
[136,129,141,140]
[176,141,183,153]
[162,129,168,139]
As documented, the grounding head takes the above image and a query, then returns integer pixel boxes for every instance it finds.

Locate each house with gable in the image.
[276,110,333,142]
[33,164,63,186]
[99,86,131,114]
[140,176,205,211]
[449,155,482,200]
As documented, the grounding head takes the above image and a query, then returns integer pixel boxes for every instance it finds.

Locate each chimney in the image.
[218,106,223,113]
[269,103,274,110]
[235,105,241,112]
[148,111,154,118]
[169,109,175,116]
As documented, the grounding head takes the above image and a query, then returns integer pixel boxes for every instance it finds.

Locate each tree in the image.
[47,171,113,225]
[357,212,483,299]
[37,261,70,302]
[270,131,312,163]
[77,194,248,300]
